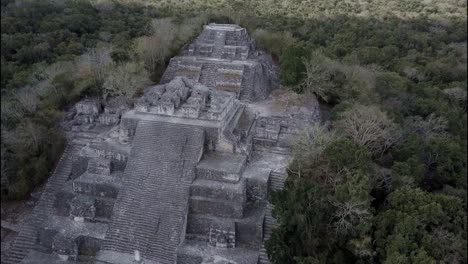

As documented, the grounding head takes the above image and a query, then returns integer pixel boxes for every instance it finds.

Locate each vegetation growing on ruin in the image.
[1,0,466,263]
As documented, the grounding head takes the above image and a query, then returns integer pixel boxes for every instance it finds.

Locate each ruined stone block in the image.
[76,236,102,257]
[75,114,96,124]
[98,113,120,125]
[69,196,96,221]
[72,175,120,198]
[208,228,235,248]
[52,233,78,260]
[71,156,89,180]
[38,228,59,250]
[87,158,112,175]
[196,167,241,183]
[189,196,244,218]
[246,176,268,202]
[236,218,263,249]
[75,99,101,115]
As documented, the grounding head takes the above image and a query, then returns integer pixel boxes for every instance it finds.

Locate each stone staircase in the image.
[268,171,286,192]
[258,203,276,264]
[65,128,102,148]
[257,170,287,264]
[211,30,227,58]
[198,62,217,88]
[99,121,204,264]
[2,145,79,264]
[252,138,290,155]
[222,104,245,146]
[239,66,253,101]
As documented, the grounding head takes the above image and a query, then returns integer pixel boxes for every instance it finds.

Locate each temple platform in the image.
[177,240,259,264]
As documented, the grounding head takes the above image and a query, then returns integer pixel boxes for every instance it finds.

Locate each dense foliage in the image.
[241,4,467,264]
[1,0,466,263]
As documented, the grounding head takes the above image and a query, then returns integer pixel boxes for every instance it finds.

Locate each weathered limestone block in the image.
[87,158,112,175]
[186,214,236,241]
[91,146,128,162]
[119,117,138,139]
[177,254,203,264]
[93,197,116,219]
[155,102,175,115]
[246,176,268,202]
[189,196,244,218]
[190,180,246,202]
[236,217,263,249]
[53,189,75,216]
[208,228,235,248]
[118,128,132,144]
[75,114,96,124]
[69,196,96,221]
[196,166,241,183]
[54,190,115,220]
[103,96,128,115]
[215,138,236,154]
[71,156,89,180]
[76,99,101,115]
[38,228,59,250]
[135,103,150,113]
[98,113,120,125]
[76,236,103,257]
[52,233,78,261]
[72,175,120,198]
[180,104,201,118]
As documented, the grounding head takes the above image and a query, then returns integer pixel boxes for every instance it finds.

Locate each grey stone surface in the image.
[21,250,75,264]
[177,240,259,264]
[69,196,96,220]
[75,99,101,115]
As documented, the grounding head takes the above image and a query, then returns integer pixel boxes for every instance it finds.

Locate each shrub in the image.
[103,62,150,99]
[335,104,400,155]
[279,45,309,86]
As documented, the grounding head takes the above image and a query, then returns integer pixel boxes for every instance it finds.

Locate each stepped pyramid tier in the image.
[3,24,320,264]
[161,23,280,102]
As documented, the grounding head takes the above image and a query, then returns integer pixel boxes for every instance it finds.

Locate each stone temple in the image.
[3,24,319,264]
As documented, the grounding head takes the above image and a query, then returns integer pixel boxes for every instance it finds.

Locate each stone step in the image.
[189,196,244,218]
[263,203,278,242]
[73,173,122,199]
[258,245,271,264]
[100,120,203,263]
[239,66,253,101]
[190,178,246,202]
[3,145,77,264]
[222,104,245,143]
[252,139,290,155]
[177,239,259,264]
[196,152,247,183]
[268,171,287,193]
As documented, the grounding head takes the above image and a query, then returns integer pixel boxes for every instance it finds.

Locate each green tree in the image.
[375,187,467,264]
